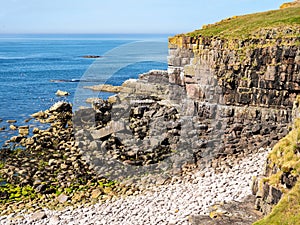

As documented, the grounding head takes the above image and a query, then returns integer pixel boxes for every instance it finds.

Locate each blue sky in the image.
[0,0,289,34]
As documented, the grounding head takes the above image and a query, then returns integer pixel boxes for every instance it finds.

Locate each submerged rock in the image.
[82,55,102,58]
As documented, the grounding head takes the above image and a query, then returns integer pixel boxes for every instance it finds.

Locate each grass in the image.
[186,4,300,39]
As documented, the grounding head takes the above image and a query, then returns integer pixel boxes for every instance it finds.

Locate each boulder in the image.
[18,126,29,136]
[9,124,17,130]
[6,120,17,123]
[49,101,72,113]
[57,193,69,203]
[55,90,70,96]
[31,111,46,118]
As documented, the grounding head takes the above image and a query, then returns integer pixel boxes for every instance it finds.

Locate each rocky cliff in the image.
[167,27,299,166]
[1,2,299,223]
[166,3,300,224]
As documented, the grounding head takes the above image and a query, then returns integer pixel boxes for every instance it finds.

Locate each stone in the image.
[60,164,68,170]
[10,135,23,142]
[9,124,17,130]
[49,101,72,113]
[30,211,47,221]
[18,126,29,136]
[84,84,122,93]
[91,188,102,199]
[57,194,69,203]
[91,121,126,139]
[25,138,35,145]
[108,95,118,104]
[55,90,70,96]
[31,111,46,118]
[48,159,56,166]
[49,215,61,225]
[33,127,40,134]
[6,120,17,123]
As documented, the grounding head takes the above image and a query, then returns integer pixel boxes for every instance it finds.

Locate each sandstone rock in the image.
[55,90,70,96]
[9,124,17,130]
[91,188,102,199]
[108,95,118,104]
[84,84,122,93]
[6,120,16,123]
[91,121,126,139]
[86,97,102,104]
[25,138,35,145]
[49,101,72,113]
[31,111,46,118]
[18,126,29,136]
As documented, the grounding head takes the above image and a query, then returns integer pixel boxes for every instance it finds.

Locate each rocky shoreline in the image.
[1,147,268,225]
[0,69,281,225]
[1,4,300,223]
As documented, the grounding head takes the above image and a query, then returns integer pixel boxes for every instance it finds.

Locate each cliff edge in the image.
[168,2,300,224]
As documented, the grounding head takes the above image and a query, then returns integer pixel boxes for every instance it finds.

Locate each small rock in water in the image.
[56,90,70,96]
[6,120,17,123]
[0,126,6,131]
[9,124,18,130]
[24,118,32,123]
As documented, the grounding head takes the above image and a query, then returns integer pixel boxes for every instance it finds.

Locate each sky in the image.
[0,0,289,34]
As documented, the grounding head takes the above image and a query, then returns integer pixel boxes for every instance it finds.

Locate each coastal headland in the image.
[0,1,300,224]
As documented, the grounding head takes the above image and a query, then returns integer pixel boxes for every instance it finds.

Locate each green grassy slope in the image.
[187,4,300,39]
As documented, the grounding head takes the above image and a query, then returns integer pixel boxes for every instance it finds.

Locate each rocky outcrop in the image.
[0,102,135,215]
[280,0,300,9]
[70,29,300,185]
[252,96,300,217]
[84,84,122,93]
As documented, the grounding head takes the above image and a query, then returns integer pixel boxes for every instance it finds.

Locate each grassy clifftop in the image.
[186,3,300,39]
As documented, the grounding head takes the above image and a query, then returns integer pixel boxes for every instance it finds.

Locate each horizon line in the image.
[0,32,176,35]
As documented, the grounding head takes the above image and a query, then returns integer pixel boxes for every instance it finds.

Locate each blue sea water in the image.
[0,34,170,145]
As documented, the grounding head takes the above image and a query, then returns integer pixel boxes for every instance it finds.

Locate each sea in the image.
[0,34,171,145]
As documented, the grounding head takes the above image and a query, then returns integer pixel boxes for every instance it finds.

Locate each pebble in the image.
[0,149,269,225]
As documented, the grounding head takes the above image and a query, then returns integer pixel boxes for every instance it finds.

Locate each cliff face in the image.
[166,30,299,167]
[166,28,300,218]
[168,31,300,107]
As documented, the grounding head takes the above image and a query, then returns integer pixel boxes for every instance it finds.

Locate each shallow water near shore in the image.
[0,34,169,145]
